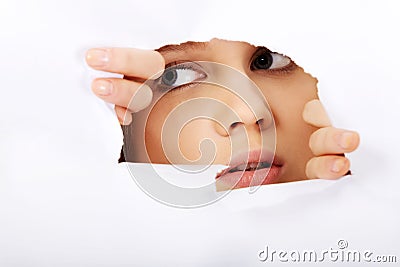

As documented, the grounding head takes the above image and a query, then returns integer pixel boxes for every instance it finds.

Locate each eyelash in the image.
[158,50,297,93]
[266,63,297,75]
[250,48,297,75]
[164,81,198,92]
[156,61,205,93]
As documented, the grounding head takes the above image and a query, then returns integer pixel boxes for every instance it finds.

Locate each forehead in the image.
[156,40,257,63]
[157,41,208,54]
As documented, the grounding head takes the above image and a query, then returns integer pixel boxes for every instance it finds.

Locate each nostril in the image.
[230,121,243,130]
[256,117,273,131]
[256,118,264,125]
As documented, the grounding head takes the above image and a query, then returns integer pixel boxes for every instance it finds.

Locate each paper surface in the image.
[1,0,399,266]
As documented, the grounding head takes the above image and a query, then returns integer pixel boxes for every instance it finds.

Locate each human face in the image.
[125,39,318,188]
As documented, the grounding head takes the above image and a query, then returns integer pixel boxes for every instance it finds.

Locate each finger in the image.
[86,47,165,78]
[306,155,350,179]
[303,99,332,127]
[309,127,360,156]
[115,105,132,125]
[92,78,153,112]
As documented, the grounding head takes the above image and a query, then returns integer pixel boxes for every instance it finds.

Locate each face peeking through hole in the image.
[121,39,319,189]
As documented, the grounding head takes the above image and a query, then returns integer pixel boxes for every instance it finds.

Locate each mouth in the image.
[215,150,283,190]
[225,161,272,173]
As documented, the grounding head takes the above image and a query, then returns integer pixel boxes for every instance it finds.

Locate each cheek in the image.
[145,110,231,164]
[255,71,319,178]
[143,87,239,165]
[143,96,176,163]
[178,119,231,164]
[256,74,318,127]
[144,91,232,164]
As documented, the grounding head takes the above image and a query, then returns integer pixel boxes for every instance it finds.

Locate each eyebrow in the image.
[156,41,208,55]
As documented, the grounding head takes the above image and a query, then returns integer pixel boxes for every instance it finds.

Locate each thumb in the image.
[302,99,332,128]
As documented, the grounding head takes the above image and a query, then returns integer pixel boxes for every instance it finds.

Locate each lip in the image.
[215,149,283,190]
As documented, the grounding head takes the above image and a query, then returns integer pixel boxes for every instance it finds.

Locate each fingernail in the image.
[129,85,153,112]
[86,48,110,67]
[331,158,345,173]
[92,79,113,96]
[338,132,355,149]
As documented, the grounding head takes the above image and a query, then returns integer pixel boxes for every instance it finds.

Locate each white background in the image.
[1,0,399,266]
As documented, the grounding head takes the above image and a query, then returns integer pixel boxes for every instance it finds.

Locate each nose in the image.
[229,117,269,133]
[213,93,274,137]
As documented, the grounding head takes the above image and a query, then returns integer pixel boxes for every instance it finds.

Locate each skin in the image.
[86,39,360,182]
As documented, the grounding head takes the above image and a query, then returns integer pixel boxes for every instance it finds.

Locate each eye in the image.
[250,48,292,71]
[155,62,207,91]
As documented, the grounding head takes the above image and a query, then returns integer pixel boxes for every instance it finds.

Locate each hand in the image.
[303,99,360,179]
[85,47,165,124]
